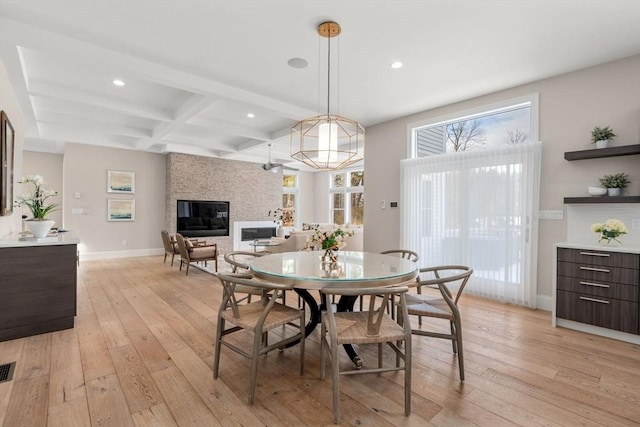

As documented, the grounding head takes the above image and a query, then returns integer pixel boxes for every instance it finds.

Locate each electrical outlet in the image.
[121,240,127,246]
[632,218,640,230]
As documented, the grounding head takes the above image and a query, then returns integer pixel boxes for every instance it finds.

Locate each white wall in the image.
[364,54,640,301]
[21,151,63,227]
[63,143,166,258]
[295,170,319,225]
[0,57,24,237]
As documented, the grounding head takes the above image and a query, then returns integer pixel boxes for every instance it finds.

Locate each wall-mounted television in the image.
[177,200,229,238]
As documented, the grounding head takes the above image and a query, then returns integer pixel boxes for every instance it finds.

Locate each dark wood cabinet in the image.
[555,247,639,335]
[0,243,78,341]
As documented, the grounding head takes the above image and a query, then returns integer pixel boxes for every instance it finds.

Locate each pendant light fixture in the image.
[291,21,364,170]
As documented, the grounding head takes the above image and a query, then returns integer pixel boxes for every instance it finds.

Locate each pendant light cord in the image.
[326,33,331,118]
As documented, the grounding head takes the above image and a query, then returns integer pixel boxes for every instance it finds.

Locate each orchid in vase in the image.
[15,175,59,220]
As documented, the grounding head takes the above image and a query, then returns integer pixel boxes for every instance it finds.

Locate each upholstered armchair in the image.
[175,233,218,275]
[160,230,179,266]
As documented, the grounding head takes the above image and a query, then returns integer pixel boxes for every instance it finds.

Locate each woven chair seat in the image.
[221,300,302,331]
[325,311,407,344]
[234,284,264,296]
[406,297,452,320]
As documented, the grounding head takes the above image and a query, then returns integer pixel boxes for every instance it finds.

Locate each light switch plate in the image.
[539,210,563,220]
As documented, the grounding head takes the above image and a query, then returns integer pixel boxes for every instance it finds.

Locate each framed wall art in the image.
[1,111,15,216]
[107,170,135,194]
[107,199,135,221]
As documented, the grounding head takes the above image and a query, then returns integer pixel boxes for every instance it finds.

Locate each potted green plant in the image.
[598,172,630,196]
[591,126,616,149]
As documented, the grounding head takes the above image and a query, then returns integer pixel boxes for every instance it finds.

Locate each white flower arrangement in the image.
[14,175,59,220]
[310,225,355,251]
[591,219,628,245]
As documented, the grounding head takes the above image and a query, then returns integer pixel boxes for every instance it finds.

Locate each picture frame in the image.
[107,170,135,194]
[0,111,15,216]
[107,199,135,221]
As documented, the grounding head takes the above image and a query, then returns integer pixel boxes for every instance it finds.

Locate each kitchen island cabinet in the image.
[0,233,79,341]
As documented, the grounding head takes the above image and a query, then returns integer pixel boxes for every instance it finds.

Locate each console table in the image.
[0,233,80,341]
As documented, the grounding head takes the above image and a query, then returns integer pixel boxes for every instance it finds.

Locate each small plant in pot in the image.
[591,126,616,149]
[599,172,630,196]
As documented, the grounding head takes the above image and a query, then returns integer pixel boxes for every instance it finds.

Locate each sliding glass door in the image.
[401,142,541,307]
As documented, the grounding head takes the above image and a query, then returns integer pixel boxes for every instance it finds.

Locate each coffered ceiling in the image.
[0,1,638,170]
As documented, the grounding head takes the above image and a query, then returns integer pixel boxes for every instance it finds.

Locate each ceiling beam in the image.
[152,94,218,139]
[0,33,38,136]
[0,17,316,120]
[29,80,173,122]
[187,115,272,141]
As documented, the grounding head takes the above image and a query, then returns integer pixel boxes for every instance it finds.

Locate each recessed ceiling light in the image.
[390,61,403,69]
[246,113,255,118]
[287,57,309,69]
[112,79,125,86]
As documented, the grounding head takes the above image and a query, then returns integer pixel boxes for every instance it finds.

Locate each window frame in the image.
[282,172,298,228]
[329,168,364,225]
[407,93,540,158]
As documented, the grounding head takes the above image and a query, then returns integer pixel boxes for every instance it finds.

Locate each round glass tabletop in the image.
[249,250,418,290]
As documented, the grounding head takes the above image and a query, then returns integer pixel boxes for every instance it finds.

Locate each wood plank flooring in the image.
[1,256,639,426]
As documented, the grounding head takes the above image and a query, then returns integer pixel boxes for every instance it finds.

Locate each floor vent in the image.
[0,362,16,383]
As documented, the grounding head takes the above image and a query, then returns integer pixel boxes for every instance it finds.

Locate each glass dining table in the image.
[249,250,418,367]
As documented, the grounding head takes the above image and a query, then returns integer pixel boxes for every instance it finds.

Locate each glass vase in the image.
[321,248,338,263]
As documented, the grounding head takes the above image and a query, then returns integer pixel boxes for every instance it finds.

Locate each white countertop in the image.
[0,231,80,248]
[555,241,640,254]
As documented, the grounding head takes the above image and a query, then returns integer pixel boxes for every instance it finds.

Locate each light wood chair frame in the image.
[223,251,266,303]
[359,249,420,314]
[213,273,305,405]
[320,286,411,424]
[403,265,472,381]
[223,250,265,273]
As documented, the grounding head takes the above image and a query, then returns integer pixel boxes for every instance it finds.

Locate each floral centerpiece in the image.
[591,219,628,246]
[14,175,59,238]
[310,225,355,262]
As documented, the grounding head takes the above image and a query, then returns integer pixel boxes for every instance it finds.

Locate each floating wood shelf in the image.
[564,144,640,161]
[564,196,640,204]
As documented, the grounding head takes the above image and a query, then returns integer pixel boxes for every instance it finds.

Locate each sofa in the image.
[268,224,363,253]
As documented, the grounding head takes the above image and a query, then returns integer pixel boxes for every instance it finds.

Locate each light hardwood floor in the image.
[0,256,639,426]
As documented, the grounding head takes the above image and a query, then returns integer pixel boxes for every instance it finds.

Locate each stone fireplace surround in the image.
[165,153,282,254]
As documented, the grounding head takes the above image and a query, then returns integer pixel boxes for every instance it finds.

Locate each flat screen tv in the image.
[177,200,229,238]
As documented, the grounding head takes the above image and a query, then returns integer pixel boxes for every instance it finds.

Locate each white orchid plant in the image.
[14,175,59,220]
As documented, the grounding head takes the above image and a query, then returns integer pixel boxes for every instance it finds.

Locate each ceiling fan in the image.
[262,143,298,172]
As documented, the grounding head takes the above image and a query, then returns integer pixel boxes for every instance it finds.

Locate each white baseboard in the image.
[80,247,164,261]
[535,295,553,312]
